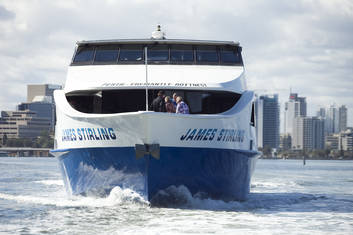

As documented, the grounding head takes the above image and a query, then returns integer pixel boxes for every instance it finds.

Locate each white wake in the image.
[0,186,149,208]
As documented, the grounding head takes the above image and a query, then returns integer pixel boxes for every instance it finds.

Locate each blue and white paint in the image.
[52,38,260,202]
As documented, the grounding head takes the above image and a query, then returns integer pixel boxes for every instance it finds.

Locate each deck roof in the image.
[76,38,240,46]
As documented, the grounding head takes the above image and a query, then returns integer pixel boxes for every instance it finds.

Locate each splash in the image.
[73,163,146,196]
[0,186,149,208]
[0,182,326,212]
[149,185,324,211]
[35,180,64,186]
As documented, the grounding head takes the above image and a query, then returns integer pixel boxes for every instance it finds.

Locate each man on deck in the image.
[151,90,166,112]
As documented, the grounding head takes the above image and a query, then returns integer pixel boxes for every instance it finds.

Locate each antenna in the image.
[151,24,165,39]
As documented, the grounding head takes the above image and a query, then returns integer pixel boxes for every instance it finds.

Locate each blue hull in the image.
[56,147,258,201]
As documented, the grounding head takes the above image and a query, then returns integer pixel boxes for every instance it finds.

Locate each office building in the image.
[17,102,55,131]
[280,134,292,151]
[339,105,347,132]
[284,93,307,136]
[292,116,324,150]
[316,107,325,118]
[325,105,339,134]
[22,84,61,131]
[0,111,51,139]
[323,104,348,135]
[325,134,339,150]
[255,94,280,149]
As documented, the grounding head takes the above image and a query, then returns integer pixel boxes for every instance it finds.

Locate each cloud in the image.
[0,5,15,21]
[0,0,352,127]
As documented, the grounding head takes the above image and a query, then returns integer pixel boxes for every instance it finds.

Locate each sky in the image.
[0,0,352,129]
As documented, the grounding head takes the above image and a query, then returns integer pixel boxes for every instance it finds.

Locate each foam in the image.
[0,183,322,212]
[0,186,149,208]
[35,180,64,186]
[149,185,322,211]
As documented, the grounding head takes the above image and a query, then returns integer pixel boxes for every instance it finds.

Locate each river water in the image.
[0,157,352,234]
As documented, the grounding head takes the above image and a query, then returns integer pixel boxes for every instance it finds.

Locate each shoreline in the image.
[0,155,352,160]
[260,156,353,160]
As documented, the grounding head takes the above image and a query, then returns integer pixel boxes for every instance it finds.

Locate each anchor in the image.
[135,143,160,160]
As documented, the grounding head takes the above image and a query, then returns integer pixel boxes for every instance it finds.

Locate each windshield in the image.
[94,45,119,63]
[72,44,243,66]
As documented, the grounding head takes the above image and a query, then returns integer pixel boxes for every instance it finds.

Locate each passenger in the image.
[171,92,178,108]
[176,96,189,114]
[165,96,176,113]
[150,90,166,112]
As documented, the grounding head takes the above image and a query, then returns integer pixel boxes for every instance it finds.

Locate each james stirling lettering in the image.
[180,128,245,142]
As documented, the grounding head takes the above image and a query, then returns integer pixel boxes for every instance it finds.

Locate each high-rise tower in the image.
[284,93,307,136]
[255,94,280,149]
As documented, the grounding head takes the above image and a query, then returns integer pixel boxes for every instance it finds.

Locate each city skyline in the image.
[0,1,352,126]
[255,92,351,152]
[257,91,351,134]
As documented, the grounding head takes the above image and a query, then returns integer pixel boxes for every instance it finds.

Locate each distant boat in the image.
[51,26,260,201]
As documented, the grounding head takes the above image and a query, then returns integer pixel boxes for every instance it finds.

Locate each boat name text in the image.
[180,128,244,142]
[61,128,116,142]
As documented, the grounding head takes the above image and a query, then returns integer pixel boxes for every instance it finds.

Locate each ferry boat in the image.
[52,26,259,201]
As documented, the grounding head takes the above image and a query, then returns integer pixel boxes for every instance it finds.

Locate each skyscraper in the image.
[255,94,280,149]
[339,105,347,132]
[292,116,325,150]
[284,93,307,136]
[316,107,325,118]
[323,104,348,134]
[325,105,339,134]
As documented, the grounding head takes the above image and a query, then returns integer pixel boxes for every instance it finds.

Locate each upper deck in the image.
[64,29,246,94]
[70,39,243,66]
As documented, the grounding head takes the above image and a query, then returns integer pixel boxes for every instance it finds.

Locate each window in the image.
[73,46,95,63]
[118,45,143,62]
[148,45,169,62]
[94,45,119,63]
[220,46,242,65]
[196,45,219,63]
[66,89,241,114]
[250,103,255,126]
[71,43,244,66]
[170,45,193,63]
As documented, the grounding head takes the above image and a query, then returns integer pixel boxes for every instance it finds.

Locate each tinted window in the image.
[119,45,143,62]
[73,47,95,63]
[220,47,242,64]
[148,45,169,61]
[94,45,119,63]
[250,103,255,126]
[186,91,239,114]
[170,45,193,62]
[71,44,243,66]
[196,46,219,63]
[67,89,241,114]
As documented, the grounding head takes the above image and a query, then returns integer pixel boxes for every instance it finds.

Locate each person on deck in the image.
[165,96,176,113]
[176,96,189,114]
[171,92,178,108]
[151,90,166,112]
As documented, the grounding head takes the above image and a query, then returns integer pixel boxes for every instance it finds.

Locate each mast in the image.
[146,25,165,111]
[145,46,148,111]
